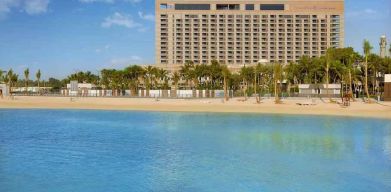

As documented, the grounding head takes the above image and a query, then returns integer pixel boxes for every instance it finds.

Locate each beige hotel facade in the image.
[155,0,344,69]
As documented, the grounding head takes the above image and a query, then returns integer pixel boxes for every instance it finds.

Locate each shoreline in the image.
[1,96,391,120]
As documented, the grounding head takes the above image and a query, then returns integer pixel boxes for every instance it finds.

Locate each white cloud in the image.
[101,12,140,28]
[24,0,50,15]
[95,44,111,53]
[363,9,376,14]
[109,55,144,68]
[347,8,378,17]
[138,11,154,21]
[0,0,17,15]
[137,27,147,32]
[0,0,49,18]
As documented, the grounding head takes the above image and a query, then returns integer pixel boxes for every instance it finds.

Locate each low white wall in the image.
[61,89,230,98]
[0,84,9,96]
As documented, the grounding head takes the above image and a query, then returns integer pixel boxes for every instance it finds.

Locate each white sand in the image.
[0,96,390,119]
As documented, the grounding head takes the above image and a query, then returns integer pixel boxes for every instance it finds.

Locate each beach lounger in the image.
[296,100,316,106]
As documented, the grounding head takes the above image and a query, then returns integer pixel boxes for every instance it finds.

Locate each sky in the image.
[0,0,390,79]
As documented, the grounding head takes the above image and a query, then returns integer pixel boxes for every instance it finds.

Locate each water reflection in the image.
[384,129,391,160]
[236,118,389,160]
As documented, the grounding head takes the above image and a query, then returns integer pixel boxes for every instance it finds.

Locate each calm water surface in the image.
[0,109,391,192]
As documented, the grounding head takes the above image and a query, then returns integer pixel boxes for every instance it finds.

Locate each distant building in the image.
[0,84,9,97]
[63,82,98,97]
[66,83,96,90]
[384,74,391,101]
[156,0,345,67]
[380,35,387,58]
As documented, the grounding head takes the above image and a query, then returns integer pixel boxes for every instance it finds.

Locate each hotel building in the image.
[155,0,344,68]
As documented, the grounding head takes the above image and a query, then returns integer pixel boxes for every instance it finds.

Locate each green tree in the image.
[179,61,195,90]
[221,64,230,101]
[363,39,373,100]
[47,78,62,92]
[5,69,18,96]
[67,71,99,84]
[273,63,283,103]
[124,65,144,96]
[389,44,391,57]
[284,62,299,96]
[157,68,169,89]
[297,56,312,84]
[240,66,254,99]
[36,69,41,91]
[144,66,157,96]
[172,71,181,91]
[24,68,29,94]
[0,69,3,82]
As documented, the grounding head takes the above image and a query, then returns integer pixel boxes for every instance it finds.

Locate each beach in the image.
[0,96,390,119]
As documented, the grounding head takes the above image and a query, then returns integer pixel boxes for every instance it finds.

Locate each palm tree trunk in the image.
[8,82,12,97]
[274,79,279,103]
[224,76,228,101]
[254,74,258,103]
[365,56,370,100]
[326,63,330,101]
[349,70,355,101]
[37,80,40,95]
[175,82,178,98]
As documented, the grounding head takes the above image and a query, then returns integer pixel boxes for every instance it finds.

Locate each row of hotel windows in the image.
[160,4,285,11]
[160,47,335,53]
[164,20,338,24]
[160,56,322,64]
[160,14,341,19]
[161,19,340,24]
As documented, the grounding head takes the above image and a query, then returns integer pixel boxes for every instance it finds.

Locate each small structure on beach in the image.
[0,84,9,97]
[62,82,98,96]
[298,84,341,97]
[384,74,391,101]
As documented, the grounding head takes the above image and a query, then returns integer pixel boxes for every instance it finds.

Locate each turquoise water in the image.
[0,110,391,192]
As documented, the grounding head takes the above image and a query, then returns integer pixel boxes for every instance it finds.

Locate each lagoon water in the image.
[0,109,391,192]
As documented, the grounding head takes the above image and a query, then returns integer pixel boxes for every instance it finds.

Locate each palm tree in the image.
[179,61,195,90]
[221,65,230,101]
[284,62,300,96]
[240,66,254,100]
[5,69,18,96]
[363,39,373,101]
[157,68,168,89]
[0,69,3,83]
[325,50,332,100]
[24,68,29,95]
[389,44,391,57]
[36,69,41,92]
[273,63,283,104]
[172,72,180,91]
[144,66,157,97]
[124,65,144,96]
[101,69,116,96]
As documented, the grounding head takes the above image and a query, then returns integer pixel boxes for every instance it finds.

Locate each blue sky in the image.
[0,0,390,79]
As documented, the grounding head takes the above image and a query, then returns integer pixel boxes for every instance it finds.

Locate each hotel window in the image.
[260,4,285,10]
[216,4,240,10]
[175,4,210,10]
[160,4,168,9]
[245,4,254,10]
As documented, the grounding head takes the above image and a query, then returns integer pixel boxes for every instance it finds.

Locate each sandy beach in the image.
[0,96,390,119]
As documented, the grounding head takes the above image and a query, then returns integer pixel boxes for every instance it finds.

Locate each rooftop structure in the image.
[380,35,387,58]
